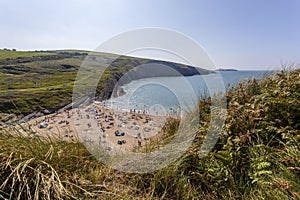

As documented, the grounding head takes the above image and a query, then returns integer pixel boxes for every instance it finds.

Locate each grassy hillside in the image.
[0,50,85,116]
[0,68,299,199]
[0,49,212,118]
[0,50,53,61]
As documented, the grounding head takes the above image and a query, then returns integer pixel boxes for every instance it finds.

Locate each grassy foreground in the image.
[0,68,299,199]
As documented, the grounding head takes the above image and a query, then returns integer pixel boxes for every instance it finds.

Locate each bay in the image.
[104,70,271,115]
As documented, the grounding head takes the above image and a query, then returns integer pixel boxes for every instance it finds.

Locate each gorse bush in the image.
[0,68,299,199]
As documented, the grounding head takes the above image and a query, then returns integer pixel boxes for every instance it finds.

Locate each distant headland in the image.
[216,68,238,71]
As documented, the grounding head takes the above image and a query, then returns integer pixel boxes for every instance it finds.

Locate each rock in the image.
[43,109,51,114]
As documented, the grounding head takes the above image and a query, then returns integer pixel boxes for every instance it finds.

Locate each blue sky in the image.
[1,0,300,70]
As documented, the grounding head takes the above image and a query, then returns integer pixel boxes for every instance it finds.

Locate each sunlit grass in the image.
[0,50,53,61]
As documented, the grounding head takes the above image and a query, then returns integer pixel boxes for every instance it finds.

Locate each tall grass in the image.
[0,68,299,199]
[0,132,97,199]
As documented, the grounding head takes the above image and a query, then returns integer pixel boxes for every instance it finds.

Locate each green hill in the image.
[0,49,212,118]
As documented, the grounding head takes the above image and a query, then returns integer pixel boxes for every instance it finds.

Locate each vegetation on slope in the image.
[0,68,299,199]
[0,50,211,118]
[185,68,300,199]
[0,50,86,116]
[0,50,53,61]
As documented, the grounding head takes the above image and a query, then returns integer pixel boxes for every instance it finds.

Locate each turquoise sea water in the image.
[104,71,271,115]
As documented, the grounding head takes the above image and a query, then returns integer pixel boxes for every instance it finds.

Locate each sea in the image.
[103,71,272,116]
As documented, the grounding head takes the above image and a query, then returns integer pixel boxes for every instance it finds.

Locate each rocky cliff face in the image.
[96,58,214,101]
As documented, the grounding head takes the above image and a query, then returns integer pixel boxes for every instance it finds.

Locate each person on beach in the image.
[138,140,142,147]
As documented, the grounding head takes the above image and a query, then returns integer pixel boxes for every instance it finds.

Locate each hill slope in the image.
[0,68,299,199]
[0,49,212,117]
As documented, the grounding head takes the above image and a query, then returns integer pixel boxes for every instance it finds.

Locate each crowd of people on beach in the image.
[29,102,167,152]
[92,105,157,150]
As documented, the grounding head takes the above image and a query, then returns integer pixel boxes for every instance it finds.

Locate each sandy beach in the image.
[15,102,168,153]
